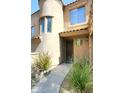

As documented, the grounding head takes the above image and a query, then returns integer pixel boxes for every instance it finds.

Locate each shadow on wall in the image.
[59,37,66,64]
[31,39,41,52]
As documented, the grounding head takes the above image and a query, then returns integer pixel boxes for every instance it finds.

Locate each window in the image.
[41,18,45,33]
[70,7,86,25]
[47,16,52,32]
[40,16,52,33]
[31,26,35,36]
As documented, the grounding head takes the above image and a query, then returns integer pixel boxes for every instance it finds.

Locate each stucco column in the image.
[89,35,92,63]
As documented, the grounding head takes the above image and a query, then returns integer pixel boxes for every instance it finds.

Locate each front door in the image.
[66,40,73,62]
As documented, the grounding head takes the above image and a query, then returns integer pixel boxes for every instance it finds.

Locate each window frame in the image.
[31,26,35,37]
[69,6,86,25]
[40,16,53,34]
[40,17,45,33]
[46,16,52,33]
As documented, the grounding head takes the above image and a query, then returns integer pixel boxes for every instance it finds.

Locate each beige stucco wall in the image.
[31,0,64,67]
[31,38,41,52]
[31,52,40,64]
[62,0,92,60]
[91,35,93,62]
[63,0,91,31]
[89,35,93,63]
[60,35,89,63]
[31,11,40,37]
[74,37,89,59]
[31,0,93,65]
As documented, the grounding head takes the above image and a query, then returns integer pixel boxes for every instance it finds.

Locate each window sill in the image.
[66,22,88,31]
[69,22,88,27]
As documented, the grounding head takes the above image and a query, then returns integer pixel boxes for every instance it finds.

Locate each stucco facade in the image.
[31,0,93,67]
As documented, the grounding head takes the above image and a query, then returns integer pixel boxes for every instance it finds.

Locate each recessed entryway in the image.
[66,40,73,62]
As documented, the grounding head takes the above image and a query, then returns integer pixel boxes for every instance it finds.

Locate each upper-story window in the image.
[40,16,52,33]
[70,7,86,25]
[31,26,35,36]
[47,16,52,32]
[41,18,45,33]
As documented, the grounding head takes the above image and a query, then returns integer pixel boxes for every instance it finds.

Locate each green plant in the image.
[69,57,93,93]
[35,52,51,71]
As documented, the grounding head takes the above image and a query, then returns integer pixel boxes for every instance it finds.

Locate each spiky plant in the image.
[35,52,51,71]
[69,57,93,93]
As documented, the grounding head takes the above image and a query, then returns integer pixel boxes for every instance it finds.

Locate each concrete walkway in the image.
[32,63,72,93]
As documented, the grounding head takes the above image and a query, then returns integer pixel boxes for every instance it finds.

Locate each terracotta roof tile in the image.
[59,26,88,35]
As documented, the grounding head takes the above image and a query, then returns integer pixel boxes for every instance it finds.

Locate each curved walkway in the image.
[32,63,72,93]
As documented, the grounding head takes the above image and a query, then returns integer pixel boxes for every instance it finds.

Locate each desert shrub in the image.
[69,57,93,93]
[35,52,51,71]
[31,52,51,88]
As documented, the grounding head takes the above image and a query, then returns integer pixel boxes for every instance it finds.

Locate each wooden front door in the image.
[66,40,73,62]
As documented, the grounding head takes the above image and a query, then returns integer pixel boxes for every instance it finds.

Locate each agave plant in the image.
[69,57,93,93]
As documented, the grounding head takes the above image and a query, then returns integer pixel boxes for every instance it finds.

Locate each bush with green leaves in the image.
[69,57,93,93]
[35,52,51,71]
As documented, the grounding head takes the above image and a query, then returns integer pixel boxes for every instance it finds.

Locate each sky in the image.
[31,0,76,14]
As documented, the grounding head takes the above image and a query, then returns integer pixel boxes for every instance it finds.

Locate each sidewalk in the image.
[32,63,72,93]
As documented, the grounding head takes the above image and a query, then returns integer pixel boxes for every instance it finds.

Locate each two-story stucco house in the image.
[31,0,93,68]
